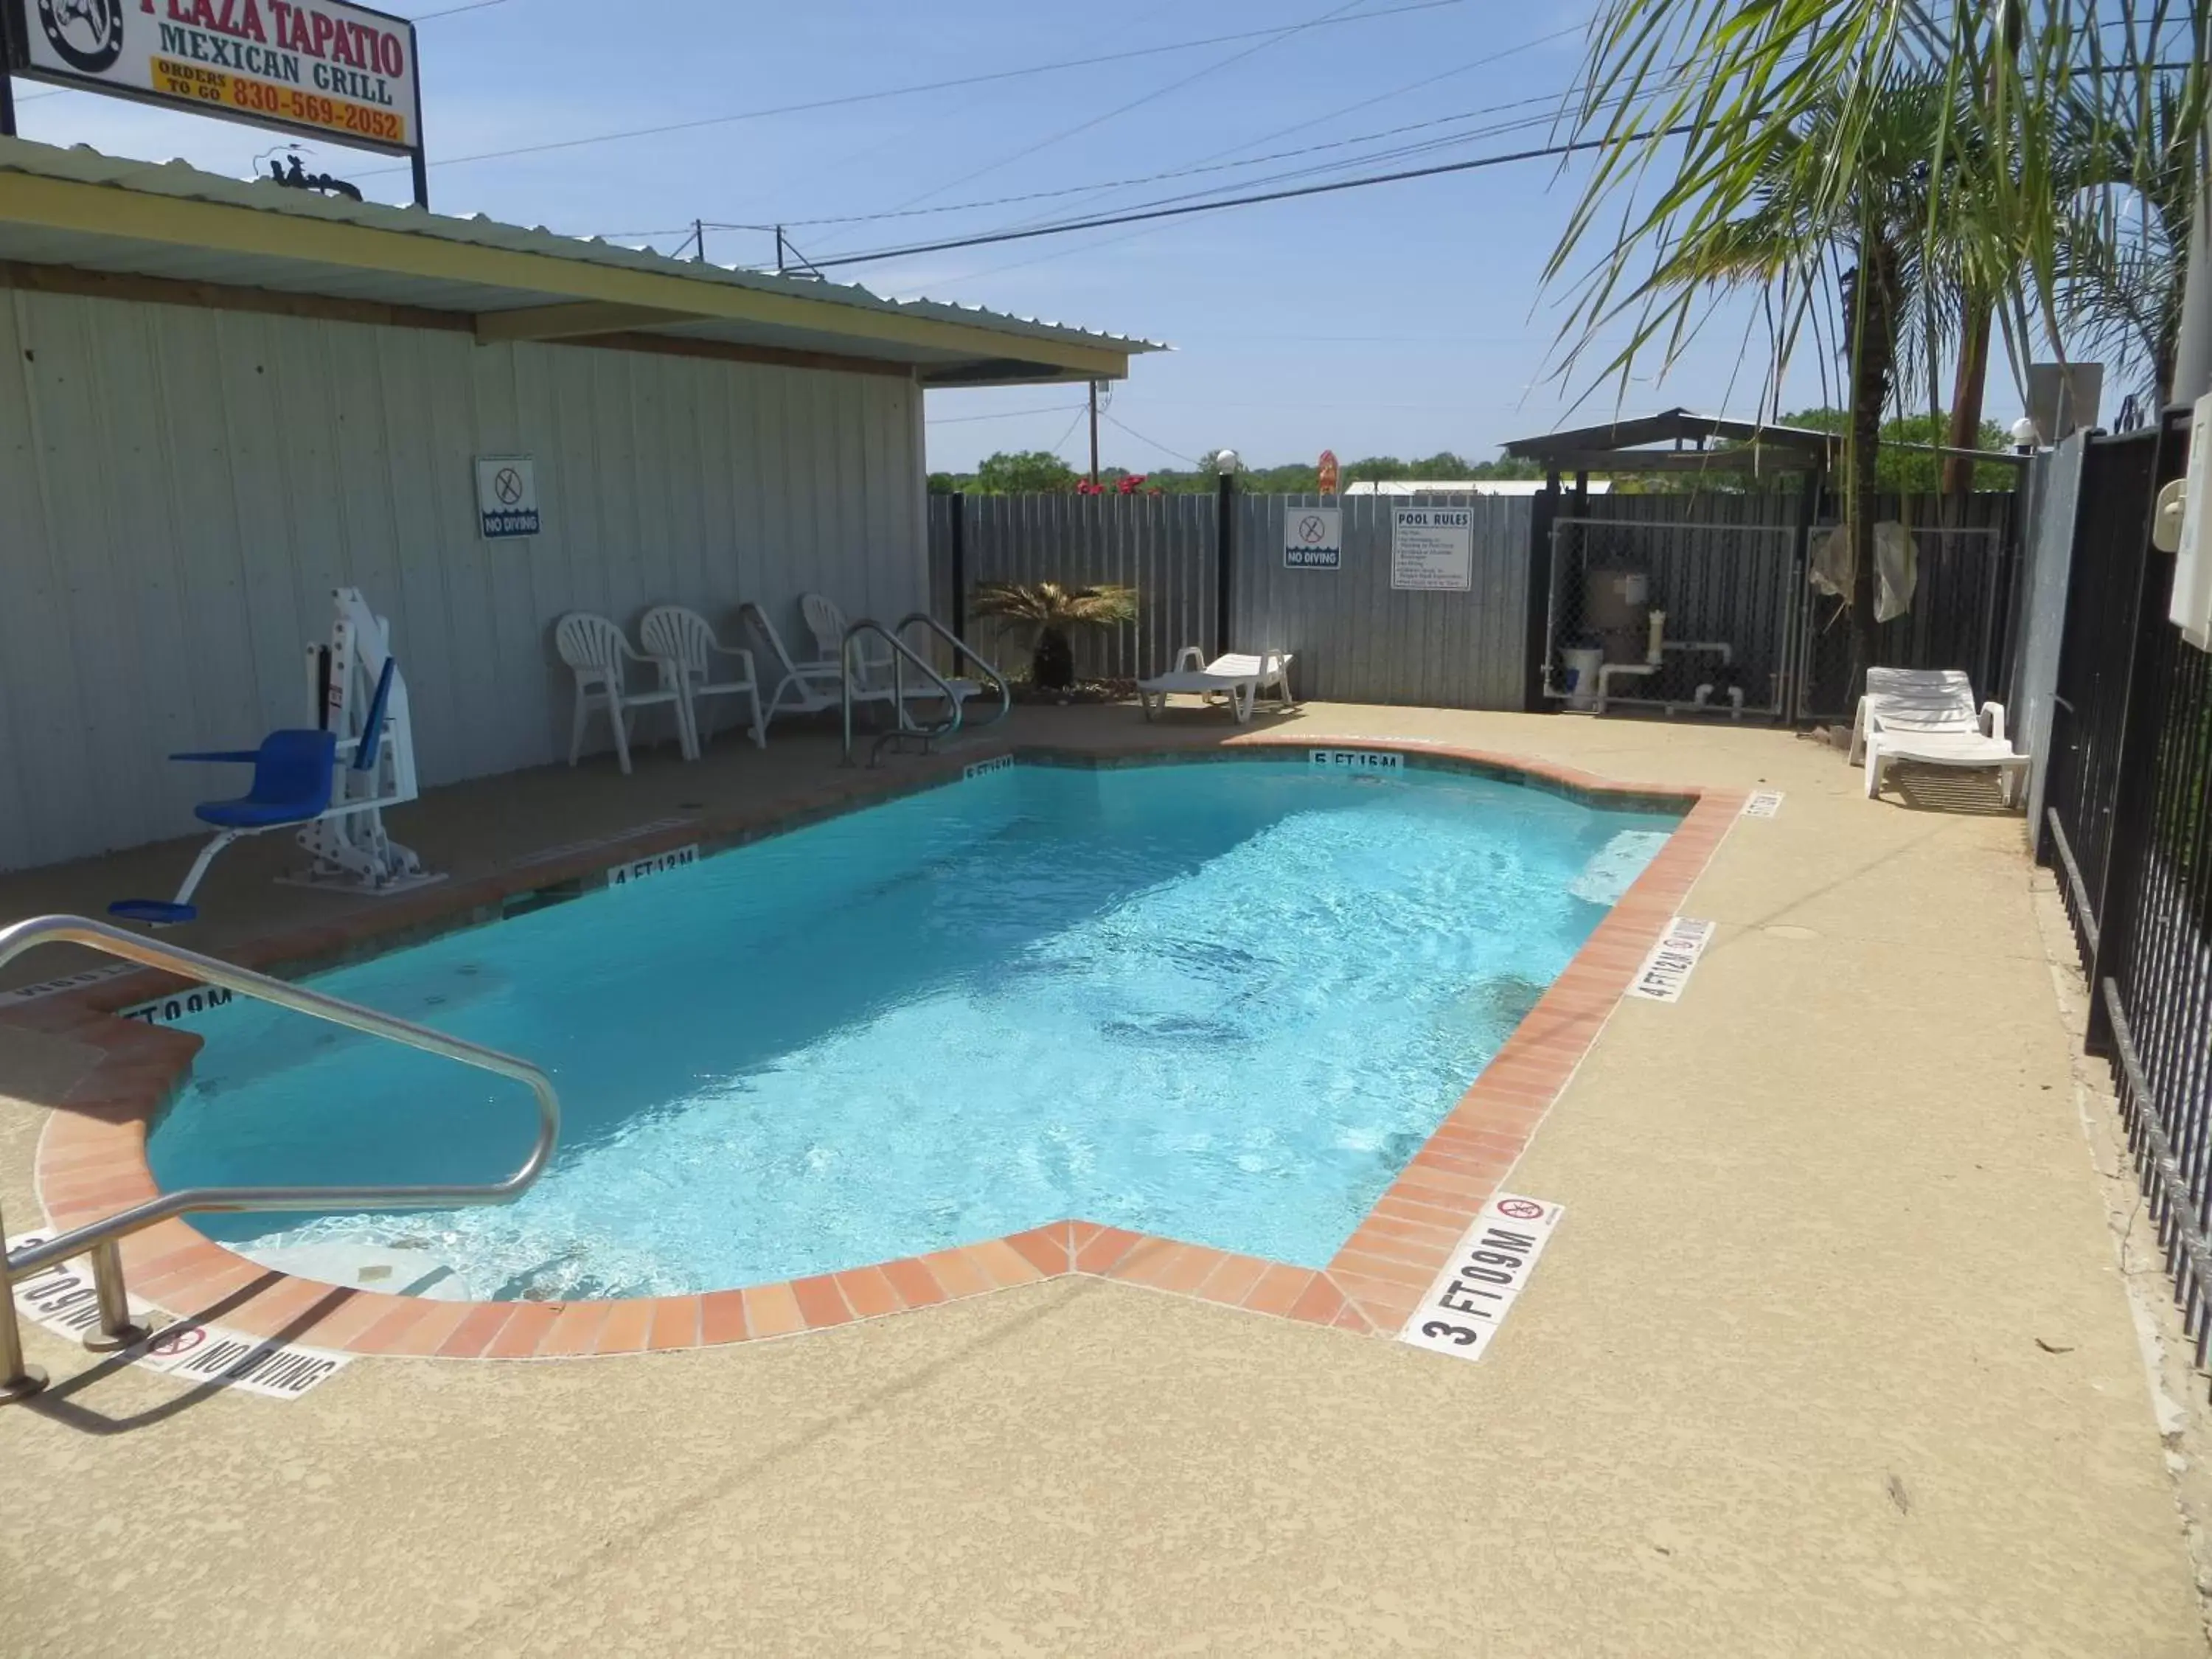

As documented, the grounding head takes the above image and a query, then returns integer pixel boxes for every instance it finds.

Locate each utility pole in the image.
[775,226,786,276]
[1088,382,1100,485]
[693,218,706,264]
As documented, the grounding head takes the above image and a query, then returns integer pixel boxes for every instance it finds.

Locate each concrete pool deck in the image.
[0,703,2204,1655]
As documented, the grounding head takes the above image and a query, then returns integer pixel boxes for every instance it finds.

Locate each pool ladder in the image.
[840,613,1011,768]
[0,914,562,1405]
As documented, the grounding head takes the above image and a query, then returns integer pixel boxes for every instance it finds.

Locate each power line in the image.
[1046,405,1091,459]
[846,0,1389,234]
[926,402,1089,425]
[358,0,1476,175]
[811,128,1688,270]
[982,20,1589,237]
[726,85,1587,232]
[1099,410,1198,467]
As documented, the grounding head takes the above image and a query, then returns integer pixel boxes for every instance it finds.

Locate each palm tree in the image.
[1557,77,1960,685]
[969,581,1138,690]
[1547,0,2205,687]
[2054,77,2202,408]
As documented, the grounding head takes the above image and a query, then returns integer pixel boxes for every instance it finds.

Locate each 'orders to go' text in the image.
[151,56,408,146]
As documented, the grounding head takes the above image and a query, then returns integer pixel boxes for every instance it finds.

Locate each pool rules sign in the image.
[10,0,425,164]
[1391,506,1474,591]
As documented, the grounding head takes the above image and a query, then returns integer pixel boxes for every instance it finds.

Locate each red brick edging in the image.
[10,738,1743,1360]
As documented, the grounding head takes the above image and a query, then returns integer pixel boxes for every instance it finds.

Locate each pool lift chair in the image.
[110,588,444,927]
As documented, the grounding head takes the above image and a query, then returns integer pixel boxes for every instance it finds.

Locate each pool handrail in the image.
[895,613,1012,734]
[0,913,561,1403]
[839,617,965,766]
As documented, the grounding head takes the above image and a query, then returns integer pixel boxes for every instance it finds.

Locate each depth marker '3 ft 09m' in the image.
[1398,1194,1564,1363]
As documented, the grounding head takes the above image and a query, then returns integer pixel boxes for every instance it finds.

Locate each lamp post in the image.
[1210,448,1240,659]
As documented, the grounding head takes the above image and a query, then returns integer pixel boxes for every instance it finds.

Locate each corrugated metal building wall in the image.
[0,288,926,872]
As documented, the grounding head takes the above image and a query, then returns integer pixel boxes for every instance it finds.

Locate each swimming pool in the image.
[147,757,1677,1302]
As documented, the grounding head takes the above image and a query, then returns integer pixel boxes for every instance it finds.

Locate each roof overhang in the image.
[1503,408,1840,473]
[0,139,1162,387]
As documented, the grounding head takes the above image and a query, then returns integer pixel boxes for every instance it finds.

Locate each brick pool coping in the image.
[9,737,1745,1361]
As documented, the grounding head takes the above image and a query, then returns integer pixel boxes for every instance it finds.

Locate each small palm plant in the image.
[969,581,1137,691]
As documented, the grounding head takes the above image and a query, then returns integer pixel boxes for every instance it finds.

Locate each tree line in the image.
[929,411,2017,496]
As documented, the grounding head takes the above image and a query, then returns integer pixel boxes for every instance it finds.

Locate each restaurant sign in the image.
[10,0,422,156]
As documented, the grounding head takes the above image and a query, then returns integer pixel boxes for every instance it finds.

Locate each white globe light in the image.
[1209,448,1242,475]
[2009,417,2039,447]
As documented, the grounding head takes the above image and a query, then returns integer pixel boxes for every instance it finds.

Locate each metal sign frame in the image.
[0,0,428,207]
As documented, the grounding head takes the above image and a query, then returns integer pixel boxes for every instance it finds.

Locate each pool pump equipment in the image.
[110,588,445,926]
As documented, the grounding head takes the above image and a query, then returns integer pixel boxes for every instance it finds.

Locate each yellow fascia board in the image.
[0,171,1132,378]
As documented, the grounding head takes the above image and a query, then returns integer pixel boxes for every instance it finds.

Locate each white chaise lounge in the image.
[1849,666,2029,806]
[741,599,977,736]
[1136,648,1295,724]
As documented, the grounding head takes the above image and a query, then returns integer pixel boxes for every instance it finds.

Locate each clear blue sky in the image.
[11,0,2023,473]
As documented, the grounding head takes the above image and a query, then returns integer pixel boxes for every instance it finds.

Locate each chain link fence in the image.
[1541,516,1798,717]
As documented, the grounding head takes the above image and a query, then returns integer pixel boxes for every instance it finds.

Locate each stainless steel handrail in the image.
[0,914,561,1402]
[896,613,1012,732]
[839,618,965,766]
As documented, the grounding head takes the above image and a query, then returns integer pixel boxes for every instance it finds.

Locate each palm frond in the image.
[969,582,1138,630]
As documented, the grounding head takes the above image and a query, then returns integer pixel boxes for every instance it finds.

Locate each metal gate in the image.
[1541,515,1798,717]
[1795,518,2013,720]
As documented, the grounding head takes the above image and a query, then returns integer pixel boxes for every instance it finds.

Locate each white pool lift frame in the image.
[282,587,442,898]
[111,587,444,925]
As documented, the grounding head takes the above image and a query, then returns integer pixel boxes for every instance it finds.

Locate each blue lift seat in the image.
[108,660,397,926]
[175,729,341,828]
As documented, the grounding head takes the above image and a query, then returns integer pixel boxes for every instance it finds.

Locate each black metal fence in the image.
[2038,407,2212,1369]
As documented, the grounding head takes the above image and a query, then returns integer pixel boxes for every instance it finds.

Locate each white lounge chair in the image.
[554,612,695,775]
[639,605,765,751]
[1136,648,1295,724]
[1849,666,2028,806]
[741,601,976,734]
[799,592,892,688]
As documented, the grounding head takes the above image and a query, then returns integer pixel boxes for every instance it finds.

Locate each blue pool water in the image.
[148,760,1674,1300]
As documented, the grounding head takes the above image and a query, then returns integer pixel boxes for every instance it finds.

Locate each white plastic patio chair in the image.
[1136,648,1296,724]
[799,592,892,689]
[1848,666,2028,806]
[554,612,695,775]
[640,605,765,751]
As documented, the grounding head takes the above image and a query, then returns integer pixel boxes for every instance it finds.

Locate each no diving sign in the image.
[1285,507,1341,570]
[476,455,540,540]
[7,1231,352,1401]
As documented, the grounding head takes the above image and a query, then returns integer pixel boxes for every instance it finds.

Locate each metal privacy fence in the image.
[929,491,1529,707]
[2037,407,2212,1379]
[930,486,2017,717]
[1550,489,2016,720]
[1798,501,2019,720]
[928,492,1216,684]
